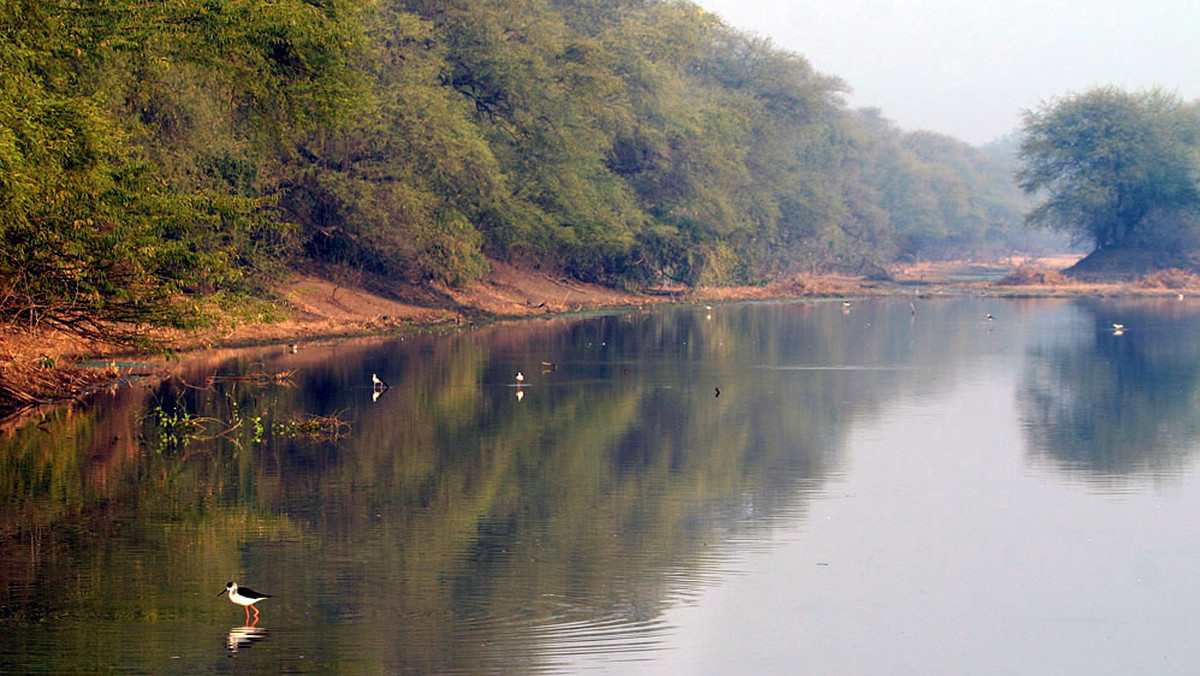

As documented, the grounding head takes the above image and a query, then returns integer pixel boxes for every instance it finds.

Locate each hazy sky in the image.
[692,0,1200,146]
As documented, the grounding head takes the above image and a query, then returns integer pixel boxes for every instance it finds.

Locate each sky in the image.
[692,0,1200,146]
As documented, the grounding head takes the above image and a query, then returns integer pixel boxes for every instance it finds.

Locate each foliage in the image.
[1,0,1040,341]
[1017,87,1200,253]
[0,0,362,341]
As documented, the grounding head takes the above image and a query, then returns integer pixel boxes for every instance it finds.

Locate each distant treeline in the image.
[0,0,1041,337]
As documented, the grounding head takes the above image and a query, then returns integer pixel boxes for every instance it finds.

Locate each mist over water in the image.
[4,297,1200,673]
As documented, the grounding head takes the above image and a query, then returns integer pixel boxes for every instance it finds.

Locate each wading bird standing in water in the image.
[219,582,271,624]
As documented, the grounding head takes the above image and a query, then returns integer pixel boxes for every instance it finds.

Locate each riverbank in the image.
[5,254,1199,425]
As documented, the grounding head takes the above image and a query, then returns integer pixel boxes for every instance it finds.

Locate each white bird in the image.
[372,373,389,390]
[1112,323,1125,330]
[515,371,524,385]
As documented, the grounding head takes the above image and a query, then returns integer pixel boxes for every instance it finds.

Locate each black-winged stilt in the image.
[219,582,271,623]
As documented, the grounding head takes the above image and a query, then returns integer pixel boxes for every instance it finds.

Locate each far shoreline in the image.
[4,255,1198,427]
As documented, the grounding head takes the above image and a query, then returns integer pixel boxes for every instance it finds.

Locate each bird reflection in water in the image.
[226,625,268,653]
[371,373,390,402]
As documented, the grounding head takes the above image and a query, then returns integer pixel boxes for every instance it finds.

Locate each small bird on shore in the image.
[219,582,271,623]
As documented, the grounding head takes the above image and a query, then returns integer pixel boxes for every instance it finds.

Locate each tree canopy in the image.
[0,0,1036,341]
[1017,87,1200,253]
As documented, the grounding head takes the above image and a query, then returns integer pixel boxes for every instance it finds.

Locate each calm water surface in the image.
[3,297,1200,673]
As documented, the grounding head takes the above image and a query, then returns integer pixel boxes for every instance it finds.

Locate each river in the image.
[3,296,1200,673]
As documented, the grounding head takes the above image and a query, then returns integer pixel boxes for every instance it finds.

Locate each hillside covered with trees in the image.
[1,0,1043,340]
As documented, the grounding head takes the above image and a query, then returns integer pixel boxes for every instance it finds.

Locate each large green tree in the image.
[0,0,363,341]
[1017,87,1200,252]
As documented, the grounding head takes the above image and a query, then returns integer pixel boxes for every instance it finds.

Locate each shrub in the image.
[1138,268,1200,290]
[996,266,1069,286]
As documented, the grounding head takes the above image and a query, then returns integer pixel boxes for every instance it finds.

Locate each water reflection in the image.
[2,298,1200,671]
[226,625,268,653]
[1018,298,1200,483]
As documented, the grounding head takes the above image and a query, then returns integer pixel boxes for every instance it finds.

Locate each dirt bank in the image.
[5,254,1200,424]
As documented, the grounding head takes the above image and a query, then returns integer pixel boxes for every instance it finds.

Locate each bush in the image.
[1138,268,1200,290]
[996,266,1069,286]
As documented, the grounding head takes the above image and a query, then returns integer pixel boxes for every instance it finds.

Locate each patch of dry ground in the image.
[890,254,1084,285]
[137,261,645,351]
[428,261,644,316]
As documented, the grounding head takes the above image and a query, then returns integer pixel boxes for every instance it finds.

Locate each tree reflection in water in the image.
[1019,298,1200,481]
[4,298,1200,671]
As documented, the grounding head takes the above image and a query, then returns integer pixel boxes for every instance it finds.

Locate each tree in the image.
[0,0,364,342]
[0,0,1044,336]
[1017,87,1200,252]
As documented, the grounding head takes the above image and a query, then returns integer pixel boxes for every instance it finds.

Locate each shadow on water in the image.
[2,297,1200,671]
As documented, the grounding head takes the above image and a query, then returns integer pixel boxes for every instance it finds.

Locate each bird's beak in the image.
[217,589,227,597]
